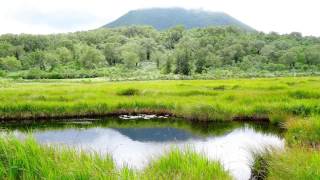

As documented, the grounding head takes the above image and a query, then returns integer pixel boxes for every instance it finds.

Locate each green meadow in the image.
[0,76,319,179]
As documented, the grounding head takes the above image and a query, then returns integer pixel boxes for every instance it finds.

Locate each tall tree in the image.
[79,46,105,69]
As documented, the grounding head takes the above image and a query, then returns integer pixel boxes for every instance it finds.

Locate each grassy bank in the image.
[0,77,320,122]
[0,137,231,179]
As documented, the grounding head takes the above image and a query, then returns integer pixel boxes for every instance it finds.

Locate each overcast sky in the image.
[0,0,319,36]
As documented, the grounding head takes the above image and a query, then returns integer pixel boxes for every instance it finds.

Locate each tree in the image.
[0,42,15,58]
[280,50,298,68]
[140,38,156,61]
[0,25,320,78]
[151,51,165,68]
[43,51,60,71]
[120,41,142,68]
[261,45,278,62]
[249,40,265,54]
[304,45,320,65]
[55,47,73,65]
[174,49,191,75]
[101,43,121,66]
[0,56,21,71]
[79,46,105,69]
[164,25,185,49]
[121,51,139,68]
[163,59,172,74]
[195,48,208,73]
[220,45,239,65]
[11,45,25,60]
[21,50,45,70]
[174,37,196,75]
[206,53,223,68]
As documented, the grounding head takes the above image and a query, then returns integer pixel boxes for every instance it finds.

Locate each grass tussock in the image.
[209,85,227,90]
[144,149,232,180]
[251,153,270,180]
[117,88,140,96]
[285,116,320,147]
[289,90,320,99]
[267,147,320,180]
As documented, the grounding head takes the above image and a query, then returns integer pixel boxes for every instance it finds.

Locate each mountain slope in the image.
[104,8,254,30]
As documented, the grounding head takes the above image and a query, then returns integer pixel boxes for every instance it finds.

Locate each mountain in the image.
[104,8,254,31]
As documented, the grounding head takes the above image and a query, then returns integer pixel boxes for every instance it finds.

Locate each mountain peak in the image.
[104,8,254,31]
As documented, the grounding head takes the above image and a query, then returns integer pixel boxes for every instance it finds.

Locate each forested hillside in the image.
[0,26,320,79]
[105,8,253,31]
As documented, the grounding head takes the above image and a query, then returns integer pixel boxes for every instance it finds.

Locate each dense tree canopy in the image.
[0,26,319,78]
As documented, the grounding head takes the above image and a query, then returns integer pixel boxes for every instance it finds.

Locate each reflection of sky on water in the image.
[13,126,284,180]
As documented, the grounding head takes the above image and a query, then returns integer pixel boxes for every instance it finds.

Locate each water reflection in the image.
[5,120,284,180]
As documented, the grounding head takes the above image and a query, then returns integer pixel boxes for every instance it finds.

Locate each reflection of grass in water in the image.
[0,137,231,179]
[0,118,282,138]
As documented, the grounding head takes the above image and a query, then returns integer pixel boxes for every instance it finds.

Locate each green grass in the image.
[1,76,320,179]
[285,116,320,147]
[117,88,141,96]
[143,149,232,180]
[267,147,320,180]
[0,137,116,179]
[0,77,319,122]
[0,137,231,180]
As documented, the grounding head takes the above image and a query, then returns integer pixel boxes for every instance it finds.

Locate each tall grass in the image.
[143,149,232,180]
[0,137,116,179]
[285,116,320,147]
[0,77,319,122]
[267,147,320,180]
[0,137,231,179]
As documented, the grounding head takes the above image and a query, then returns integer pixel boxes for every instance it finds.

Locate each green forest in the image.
[0,25,320,79]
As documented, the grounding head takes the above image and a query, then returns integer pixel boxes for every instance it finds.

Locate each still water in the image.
[2,118,284,180]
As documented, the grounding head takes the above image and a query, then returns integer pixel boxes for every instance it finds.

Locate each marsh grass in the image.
[1,77,320,179]
[0,137,231,180]
[0,77,319,123]
[143,149,232,180]
[0,137,116,179]
[251,153,270,180]
[208,85,227,90]
[267,147,320,180]
[289,90,320,99]
[117,88,140,96]
[285,116,320,147]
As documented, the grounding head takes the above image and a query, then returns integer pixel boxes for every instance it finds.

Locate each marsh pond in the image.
[0,117,284,180]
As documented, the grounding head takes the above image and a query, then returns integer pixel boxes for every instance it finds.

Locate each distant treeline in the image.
[0,26,320,78]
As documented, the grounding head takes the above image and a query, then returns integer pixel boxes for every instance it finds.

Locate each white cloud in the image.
[0,0,319,36]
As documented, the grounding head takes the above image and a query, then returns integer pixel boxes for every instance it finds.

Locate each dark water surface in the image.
[0,118,284,180]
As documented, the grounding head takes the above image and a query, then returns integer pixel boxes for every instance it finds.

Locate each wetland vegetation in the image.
[0,76,319,179]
